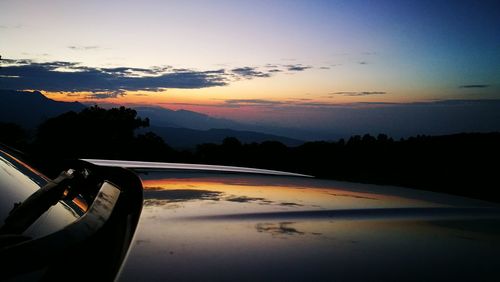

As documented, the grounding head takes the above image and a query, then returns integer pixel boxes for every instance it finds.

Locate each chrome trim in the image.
[81,159,312,177]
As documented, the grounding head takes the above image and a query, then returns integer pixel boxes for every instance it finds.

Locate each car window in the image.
[0,149,86,238]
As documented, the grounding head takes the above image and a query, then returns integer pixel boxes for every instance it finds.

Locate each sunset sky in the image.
[1,0,499,132]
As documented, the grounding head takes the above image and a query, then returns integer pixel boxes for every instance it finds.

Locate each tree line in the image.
[1,105,498,202]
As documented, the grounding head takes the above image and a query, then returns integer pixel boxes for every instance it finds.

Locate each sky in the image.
[1,0,499,135]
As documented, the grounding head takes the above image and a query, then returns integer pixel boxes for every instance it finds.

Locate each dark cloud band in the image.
[0,59,315,93]
[286,64,312,71]
[231,67,270,79]
[459,84,490,88]
[0,60,227,92]
[330,91,386,97]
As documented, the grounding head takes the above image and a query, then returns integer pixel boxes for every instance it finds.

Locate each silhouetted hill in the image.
[130,101,500,141]
[133,106,338,141]
[146,126,304,149]
[0,91,304,148]
[134,106,241,130]
[0,89,85,128]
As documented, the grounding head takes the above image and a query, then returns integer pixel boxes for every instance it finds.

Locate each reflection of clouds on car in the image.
[327,192,378,200]
[143,186,304,208]
[143,188,222,202]
[256,222,306,237]
[225,196,273,204]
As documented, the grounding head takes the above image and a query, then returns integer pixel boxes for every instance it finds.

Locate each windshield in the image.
[0,148,86,238]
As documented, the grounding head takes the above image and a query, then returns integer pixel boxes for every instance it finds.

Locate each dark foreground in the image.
[2,145,500,281]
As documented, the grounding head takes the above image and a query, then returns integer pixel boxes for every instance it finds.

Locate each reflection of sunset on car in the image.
[141,175,436,213]
[119,170,500,281]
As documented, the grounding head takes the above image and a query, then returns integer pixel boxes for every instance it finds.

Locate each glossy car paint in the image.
[0,151,144,281]
[117,170,500,281]
[0,149,85,239]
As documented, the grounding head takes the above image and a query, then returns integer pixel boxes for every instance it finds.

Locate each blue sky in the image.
[1,0,499,135]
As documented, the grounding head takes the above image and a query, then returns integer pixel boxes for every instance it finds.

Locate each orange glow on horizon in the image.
[38,74,436,122]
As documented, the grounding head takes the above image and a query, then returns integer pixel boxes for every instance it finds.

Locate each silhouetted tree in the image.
[219,137,243,165]
[130,132,176,161]
[33,105,171,160]
[186,132,500,202]
[0,122,29,149]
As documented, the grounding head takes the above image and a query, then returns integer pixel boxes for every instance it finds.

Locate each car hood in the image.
[117,170,500,281]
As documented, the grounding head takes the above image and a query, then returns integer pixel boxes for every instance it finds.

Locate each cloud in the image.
[330,91,387,97]
[0,59,228,92]
[224,99,284,107]
[68,45,100,50]
[85,91,126,99]
[286,64,312,71]
[459,84,490,88]
[100,66,172,77]
[0,24,22,29]
[358,61,368,65]
[0,59,316,94]
[220,99,396,109]
[291,98,313,101]
[217,97,398,109]
[291,101,347,107]
[21,52,50,57]
[231,67,271,79]
[261,63,314,73]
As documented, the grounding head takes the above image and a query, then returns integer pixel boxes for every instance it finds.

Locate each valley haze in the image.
[2,90,500,149]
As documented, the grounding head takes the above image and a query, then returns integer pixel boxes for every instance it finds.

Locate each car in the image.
[0,145,143,281]
[1,145,500,281]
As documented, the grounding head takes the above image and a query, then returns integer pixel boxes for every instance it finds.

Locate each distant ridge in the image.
[133,106,325,142]
[134,106,305,147]
[0,90,303,148]
[134,106,241,130]
[0,89,85,128]
[146,126,304,149]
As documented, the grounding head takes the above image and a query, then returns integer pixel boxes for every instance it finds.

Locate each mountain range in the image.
[132,106,334,142]
[145,126,303,149]
[0,90,304,148]
[3,90,499,146]
[134,106,241,130]
[0,90,85,129]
